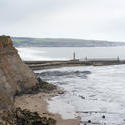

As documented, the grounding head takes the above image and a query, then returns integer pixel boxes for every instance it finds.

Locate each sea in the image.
[17,47,125,125]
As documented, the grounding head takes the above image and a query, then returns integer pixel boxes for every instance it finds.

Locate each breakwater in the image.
[24,59,125,70]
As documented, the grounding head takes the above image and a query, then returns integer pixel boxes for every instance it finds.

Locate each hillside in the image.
[12,37,125,47]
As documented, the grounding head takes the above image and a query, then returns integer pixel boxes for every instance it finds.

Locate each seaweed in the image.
[1,108,56,125]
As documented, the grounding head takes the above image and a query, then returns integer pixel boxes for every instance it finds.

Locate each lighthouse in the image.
[73,52,76,60]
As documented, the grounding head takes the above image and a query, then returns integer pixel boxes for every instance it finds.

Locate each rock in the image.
[88,120,91,123]
[0,36,38,112]
[37,77,43,84]
[1,108,56,125]
[79,95,85,99]
[58,90,64,95]
[102,115,105,119]
[37,77,57,92]
[82,71,91,74]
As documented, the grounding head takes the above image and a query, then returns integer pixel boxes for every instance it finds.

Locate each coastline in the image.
[14,86,80,125]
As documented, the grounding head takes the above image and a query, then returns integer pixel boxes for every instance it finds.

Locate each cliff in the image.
[0,36,38,112]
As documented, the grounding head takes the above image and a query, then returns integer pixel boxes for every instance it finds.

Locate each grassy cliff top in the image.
[0,36,10,43]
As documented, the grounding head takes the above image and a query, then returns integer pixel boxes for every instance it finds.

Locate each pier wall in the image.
[24,60,125,70]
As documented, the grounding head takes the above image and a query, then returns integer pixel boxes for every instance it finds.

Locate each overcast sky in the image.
[0,0,125,41]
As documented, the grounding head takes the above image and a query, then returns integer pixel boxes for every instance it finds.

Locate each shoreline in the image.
[14,86,80,125]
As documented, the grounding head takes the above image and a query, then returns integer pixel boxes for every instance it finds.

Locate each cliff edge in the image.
[0,36,37,112]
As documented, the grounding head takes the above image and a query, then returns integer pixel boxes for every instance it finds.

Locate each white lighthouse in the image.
[73,52,76,60]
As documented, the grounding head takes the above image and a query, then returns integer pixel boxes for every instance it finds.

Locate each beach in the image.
[14,90,80,125]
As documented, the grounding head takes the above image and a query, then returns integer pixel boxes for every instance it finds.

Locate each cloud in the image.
[0,0,125,41]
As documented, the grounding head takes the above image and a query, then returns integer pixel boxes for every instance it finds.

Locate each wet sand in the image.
[14,92,80,125]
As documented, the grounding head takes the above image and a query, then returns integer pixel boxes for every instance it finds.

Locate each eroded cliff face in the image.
[0,36,38,111]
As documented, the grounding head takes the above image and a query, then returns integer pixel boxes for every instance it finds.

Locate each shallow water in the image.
[35,65,125,125]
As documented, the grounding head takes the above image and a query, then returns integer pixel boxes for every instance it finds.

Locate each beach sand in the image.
[14,92,80,125]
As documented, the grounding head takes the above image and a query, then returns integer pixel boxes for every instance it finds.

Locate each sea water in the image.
[17,47,125,125]
[17,47,125,61]
[35,65,125,125]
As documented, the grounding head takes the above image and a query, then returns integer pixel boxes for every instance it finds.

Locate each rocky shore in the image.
[14,83,80,125]
[0,36,80,125]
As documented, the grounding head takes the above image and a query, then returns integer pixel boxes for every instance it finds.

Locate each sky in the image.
[0,0,125,41]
